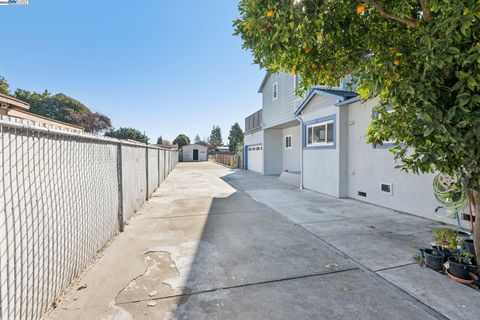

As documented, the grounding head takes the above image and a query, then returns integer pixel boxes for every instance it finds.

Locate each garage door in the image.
[247,145,263,174]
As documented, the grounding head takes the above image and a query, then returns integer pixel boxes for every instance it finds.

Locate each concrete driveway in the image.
[46,162,480,320]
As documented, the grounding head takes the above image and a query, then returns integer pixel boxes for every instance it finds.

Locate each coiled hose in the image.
[433,173,468,231]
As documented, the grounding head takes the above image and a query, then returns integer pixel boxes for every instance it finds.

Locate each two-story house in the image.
[243,72,468,227]
[244,72,304,184]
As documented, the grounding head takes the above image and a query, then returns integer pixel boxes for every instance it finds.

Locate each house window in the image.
[273,82,278,100]
[285,135,292,149]
[306,120,334,146]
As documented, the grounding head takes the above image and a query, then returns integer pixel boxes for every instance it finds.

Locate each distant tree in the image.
[105,127,149,143]
[66,112,112,133]
[194,134,202,144]
[157,136,163,144]
[14,89,112,133]
[228,122,244,153]
[162,139,172,145]
[0,75,10,95]
[173,134,190,148]
[194,134,208,146]
[208,125,223,149]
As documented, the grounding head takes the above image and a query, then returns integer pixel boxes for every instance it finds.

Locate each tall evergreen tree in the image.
[228,122,244,153]
[208,125,223,149]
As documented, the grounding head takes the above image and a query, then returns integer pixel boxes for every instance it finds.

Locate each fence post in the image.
[157,148,160,187]
[145,147,149,200]
[117,143,124,232]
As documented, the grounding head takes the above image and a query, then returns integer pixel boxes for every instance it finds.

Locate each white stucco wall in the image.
[181,144,208,162]
[281,125,301,172]
[263,128,283,175]
[346,99,453,222]
[300,95,347,197]
[244,129,263,146]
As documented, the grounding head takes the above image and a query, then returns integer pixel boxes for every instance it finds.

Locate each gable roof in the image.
[258,73,270,93]
[294,88,357,116]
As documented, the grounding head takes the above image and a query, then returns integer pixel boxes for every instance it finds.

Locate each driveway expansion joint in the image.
[116,267,360,306]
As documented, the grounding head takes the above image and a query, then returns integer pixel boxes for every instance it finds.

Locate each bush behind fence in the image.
[0,116,178,320]
[209,154,242,169]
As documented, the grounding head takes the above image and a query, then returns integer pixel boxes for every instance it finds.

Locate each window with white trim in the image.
[273,82,278,100]
[285,135,292,149]
[306,120,334,146]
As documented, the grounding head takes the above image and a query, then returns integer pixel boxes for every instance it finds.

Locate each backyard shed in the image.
[181,144,208,162]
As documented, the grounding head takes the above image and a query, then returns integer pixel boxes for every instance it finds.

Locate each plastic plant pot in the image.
[448,256,475,280]
[423,248,445,271]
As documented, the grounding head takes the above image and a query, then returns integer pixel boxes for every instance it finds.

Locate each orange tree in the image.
[234,0,480,260]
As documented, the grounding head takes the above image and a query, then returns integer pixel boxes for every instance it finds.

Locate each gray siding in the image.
[262,73,303,128]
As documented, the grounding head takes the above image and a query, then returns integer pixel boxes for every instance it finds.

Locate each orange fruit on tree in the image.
[291,68,297,75]
[244,23,252,31]
[357,5,366,14]
[266,9,275,17]
[303,46,311,53]
[393,59,401,66]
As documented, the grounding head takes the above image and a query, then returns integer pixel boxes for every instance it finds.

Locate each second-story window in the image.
[273,82,278,100]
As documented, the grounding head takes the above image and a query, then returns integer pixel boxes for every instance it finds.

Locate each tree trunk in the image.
[472,190,480,266]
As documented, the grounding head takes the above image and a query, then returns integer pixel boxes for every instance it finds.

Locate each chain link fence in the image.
[0,116,178,320]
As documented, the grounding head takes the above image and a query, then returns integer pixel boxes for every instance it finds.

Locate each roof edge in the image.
[294,88,355,116]
[0,93,30,109]
[335,96,361,107]
[258,73,270,93]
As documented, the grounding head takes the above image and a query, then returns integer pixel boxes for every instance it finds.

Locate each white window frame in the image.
[306,120,334,147]
[272,82,278,100]
[285,135,292,149]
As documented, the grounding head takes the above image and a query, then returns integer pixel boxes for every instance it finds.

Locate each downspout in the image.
[295,115,304,189]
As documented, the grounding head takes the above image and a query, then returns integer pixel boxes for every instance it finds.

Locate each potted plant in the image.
[420,248,445,271]
[432,228,459,261]
[447,250,475,280]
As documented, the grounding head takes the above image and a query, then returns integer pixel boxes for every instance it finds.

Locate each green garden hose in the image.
[433,173,468,230]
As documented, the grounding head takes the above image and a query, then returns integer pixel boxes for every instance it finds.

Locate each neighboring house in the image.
[242,73,460,225]
[0,93,84,131]
[180,144,208,162]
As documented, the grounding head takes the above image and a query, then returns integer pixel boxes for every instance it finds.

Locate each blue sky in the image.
[0,0,264,143]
